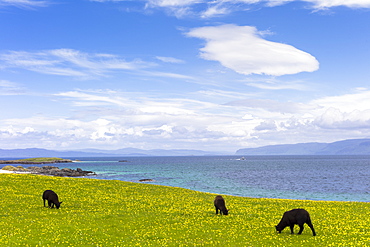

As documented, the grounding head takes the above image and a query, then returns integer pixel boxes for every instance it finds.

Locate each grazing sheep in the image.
[275,209,316,236]
[214,195,229,215]
[42,190,62,209]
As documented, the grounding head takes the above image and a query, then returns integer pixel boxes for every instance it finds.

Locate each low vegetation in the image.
[0,157,72,164]
[0,174,368,246]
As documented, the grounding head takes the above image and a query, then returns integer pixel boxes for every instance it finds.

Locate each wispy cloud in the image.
[0,49,155,79]
[156,56,185,64]
[99,0,370,18]
[186,24,319,76]
[0,80,26,95]
[0,0,48,8]
[245,78,310,90]
[307,0,370,9]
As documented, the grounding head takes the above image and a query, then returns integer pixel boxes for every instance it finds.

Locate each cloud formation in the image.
[156,56,185,64]
[138,0,370,17]
[0,80,25,95]
[2,88,370,151]
[0,0,48,8]
[0,49,154,79]
[187,24,319,76]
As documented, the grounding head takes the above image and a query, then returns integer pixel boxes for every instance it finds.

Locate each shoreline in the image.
[0,169,17,174]
[0,158,73,165]
[1,171,368,203]
[0,165,95,177]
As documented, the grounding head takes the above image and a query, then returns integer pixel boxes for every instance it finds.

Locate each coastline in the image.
[0,165,95,177]
[2,155,368,203]
[0,158,73,165]
[1,170,367,203]
[0,169,16,174]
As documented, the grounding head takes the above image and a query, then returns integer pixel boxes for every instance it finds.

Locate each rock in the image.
[139,179,154,182]
[1,164,96,177]
[24,166,96,177]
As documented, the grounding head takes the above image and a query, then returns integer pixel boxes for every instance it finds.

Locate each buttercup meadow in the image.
[0,173,369,246]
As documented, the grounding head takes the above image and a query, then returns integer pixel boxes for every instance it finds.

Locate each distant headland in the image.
[0,157,95,177]
[1,138,370,157]
[0,157,73,165]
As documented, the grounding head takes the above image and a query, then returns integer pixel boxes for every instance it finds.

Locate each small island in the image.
[0,157,73,165]
[0,157,95,177]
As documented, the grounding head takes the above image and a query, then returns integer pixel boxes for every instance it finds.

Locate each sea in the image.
[3,155,370,202]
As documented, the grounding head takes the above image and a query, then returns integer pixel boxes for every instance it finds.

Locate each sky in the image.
[1,0,370,153]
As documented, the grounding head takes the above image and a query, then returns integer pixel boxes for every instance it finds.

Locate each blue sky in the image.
[1,0,370,153]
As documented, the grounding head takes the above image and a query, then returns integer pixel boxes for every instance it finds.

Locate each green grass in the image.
[0,157,71,164]
[0,174,369,246]
[13,157,66,163]
[16,157,66,162]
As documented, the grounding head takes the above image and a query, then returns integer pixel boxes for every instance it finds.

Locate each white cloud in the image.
[314,108,370,129]
[0,80,25,95]
[254,119,277,131]
[245,78,310,90]
[0,49,155,79]
[200,5,230,18]
[125,0,370,18]
[0,0,48,8]
[2,86,370,151]
[3,88,370,151]
[156,56,185,63]
[312,90,370,112]
[186,24,319,76]
[306,0,370,9]
[225,98,317,114]
[146,0,202,7]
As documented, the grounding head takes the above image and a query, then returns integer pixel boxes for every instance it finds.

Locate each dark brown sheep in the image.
[42,190,62,209]
[275,208,316,236]
[214,195,228,215]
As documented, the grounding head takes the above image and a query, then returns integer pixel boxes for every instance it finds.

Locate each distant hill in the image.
[2,139,370,158]
[0,147,227,158]
[236,139,370,155]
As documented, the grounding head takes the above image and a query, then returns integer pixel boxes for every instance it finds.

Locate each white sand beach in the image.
[0,169,15,173]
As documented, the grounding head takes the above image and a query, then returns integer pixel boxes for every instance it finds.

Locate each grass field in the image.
[0,174,369,246]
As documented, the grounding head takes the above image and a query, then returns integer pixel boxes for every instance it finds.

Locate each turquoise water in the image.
[4,155,370,202]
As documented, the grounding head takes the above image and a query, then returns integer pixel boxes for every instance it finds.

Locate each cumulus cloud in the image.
[314,108,370,129]
[309,90,370,130]
[186,24,319,76]
[254,119,277,131]
[2,88,370,151]
[0,49,155,79]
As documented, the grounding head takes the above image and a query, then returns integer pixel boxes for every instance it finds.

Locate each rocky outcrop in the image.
[1,165,96,177]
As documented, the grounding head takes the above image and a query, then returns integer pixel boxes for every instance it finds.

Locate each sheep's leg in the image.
[298,224,304,234]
